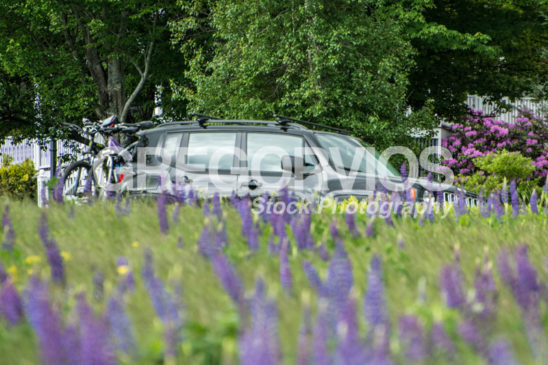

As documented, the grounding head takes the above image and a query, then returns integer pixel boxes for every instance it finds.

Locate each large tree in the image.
[172,0,439,149]
[406,0,548,117]
[0,0,189,140]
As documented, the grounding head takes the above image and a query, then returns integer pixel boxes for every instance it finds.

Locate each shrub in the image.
[0,156,36,200]
[442,109,548,182]
[461,150,539,195]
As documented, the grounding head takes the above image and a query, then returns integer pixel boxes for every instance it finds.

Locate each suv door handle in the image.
[248,179,262,190]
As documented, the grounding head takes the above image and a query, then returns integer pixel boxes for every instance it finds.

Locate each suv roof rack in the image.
[153,115,366,139]
[274,115,353,135]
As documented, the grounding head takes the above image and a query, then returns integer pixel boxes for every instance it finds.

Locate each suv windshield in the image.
[315,133,399,177]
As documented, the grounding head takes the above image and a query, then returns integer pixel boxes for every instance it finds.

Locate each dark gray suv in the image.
[121,115,476,205]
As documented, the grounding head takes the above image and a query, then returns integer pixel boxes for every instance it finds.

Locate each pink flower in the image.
[526,148,533,153]
[526,139,538,145]
[528,131,535,137]
[498,128,509,136]
[453,139,461,147]
[516,117,529,122]
[465,130,477,137]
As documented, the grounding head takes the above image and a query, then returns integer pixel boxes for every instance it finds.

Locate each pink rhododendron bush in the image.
[442,110,548,193]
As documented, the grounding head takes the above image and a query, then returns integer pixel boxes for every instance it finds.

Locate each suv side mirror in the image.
[281,155,305,175]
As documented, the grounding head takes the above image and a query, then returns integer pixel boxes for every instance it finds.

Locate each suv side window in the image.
[187,132,237,171]
[247,133,316,173]
[162,132,183,166]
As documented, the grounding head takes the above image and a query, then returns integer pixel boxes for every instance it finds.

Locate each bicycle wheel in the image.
[63,160,97,201]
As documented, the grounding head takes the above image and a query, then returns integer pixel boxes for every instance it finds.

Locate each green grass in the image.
[1,197,547,364]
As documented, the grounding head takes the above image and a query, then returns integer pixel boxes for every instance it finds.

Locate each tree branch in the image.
[120,38,154,122]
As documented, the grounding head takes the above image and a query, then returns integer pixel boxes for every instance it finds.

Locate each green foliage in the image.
[461,150,538,195]
[0,157,36,200]
[173,0,437,149]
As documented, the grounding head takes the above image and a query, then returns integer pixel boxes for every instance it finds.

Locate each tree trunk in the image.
[107,56,125,119]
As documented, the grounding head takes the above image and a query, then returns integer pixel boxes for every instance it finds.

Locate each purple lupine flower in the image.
[24,276,67,365]
[106,294,137,356]
[93,270,104,301]
[430,322,455,357]
[270,209,286,238]
[488,339,519,365]
[398,315,426,363]
[364,255,388,328]
[197,223,217,258]
[316,240,330,261]
[280,238,293,293]
[473,263,497,319]
[510,180,519,218]
[142,249,181,324]
[157,192,169,234]
[279,186,293,223]
[345,210,360,238]
[239,279,280,365]
[258,193,270,223]
[501,182,508,204]
[440,265,465,309]
[202,200,211,216]
[211,252,244,306]
[530,190,539,214]
[365,219,375,238]
[458,320,487,357]
[480,194,491,218]
[457,188,467,216]
[336,297,367,365]
[392,192,403,218]
[493,191,504,221]
[39,213,65,285]
[76,293,116,365]
[141,249,182,358]
[177,236,184,249]
[116,256,135,294]
[516,245,539,293]
[212,193,223,218]
[115,194,122,218]
[0,280,24,325]
[297,308,313,365]
[325,241,353,309]
[384,214,394,227]
[52,171,64,204]
[268,234,280,255]
[291,214,314,250]
[303,261,326,296]
[2,204,15,250]
[400,162,407,182]
[62,323,82,365]
[313,305,331,365]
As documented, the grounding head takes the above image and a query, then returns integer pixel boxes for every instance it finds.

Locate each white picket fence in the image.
[0,138,85,206]
[466,95,547,123]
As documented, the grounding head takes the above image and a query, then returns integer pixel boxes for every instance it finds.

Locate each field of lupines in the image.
[1,183,548,365]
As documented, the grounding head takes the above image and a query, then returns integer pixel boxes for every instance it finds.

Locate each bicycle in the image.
[62,116,153,201]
